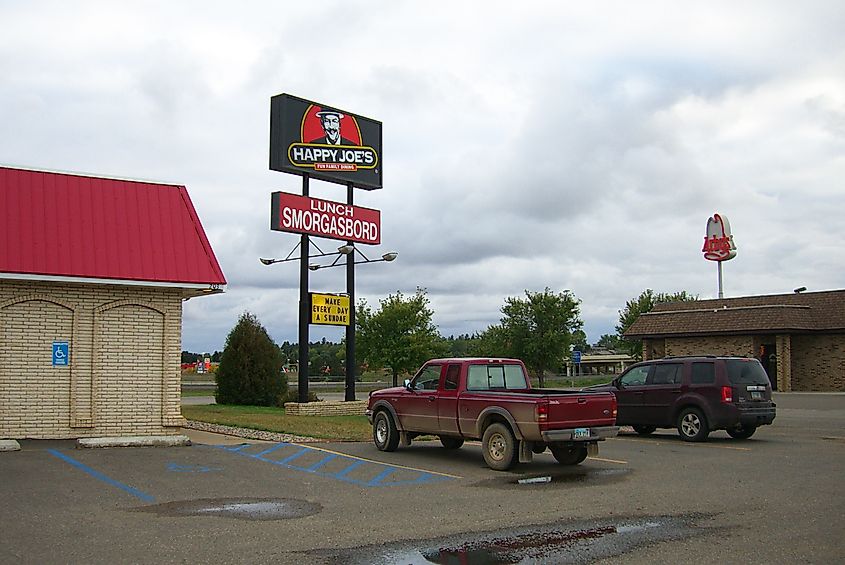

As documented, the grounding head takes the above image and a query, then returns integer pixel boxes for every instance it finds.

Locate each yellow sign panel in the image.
[311,293,350,326]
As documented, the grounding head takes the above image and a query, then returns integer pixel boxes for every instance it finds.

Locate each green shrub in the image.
[215,312,286,406]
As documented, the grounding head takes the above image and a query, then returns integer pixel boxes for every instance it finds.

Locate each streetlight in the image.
[260,240,397,403]
[307,245,398,270]
[259,241,354,266]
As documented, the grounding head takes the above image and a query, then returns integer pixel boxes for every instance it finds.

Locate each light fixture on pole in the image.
[307,245,398,271]
[259,241,355,266]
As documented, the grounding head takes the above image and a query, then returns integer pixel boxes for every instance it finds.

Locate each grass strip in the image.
[182,404,371,442]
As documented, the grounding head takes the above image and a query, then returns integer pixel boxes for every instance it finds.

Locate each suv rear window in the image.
[691,362,715,384]
[726,359,770,386]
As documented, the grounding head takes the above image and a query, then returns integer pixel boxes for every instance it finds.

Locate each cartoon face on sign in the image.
[287,105,377,173]
[702,213,737,261]
[302,107,362,146]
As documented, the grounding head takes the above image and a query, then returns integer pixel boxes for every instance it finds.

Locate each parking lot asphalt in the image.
[2,394,843,564]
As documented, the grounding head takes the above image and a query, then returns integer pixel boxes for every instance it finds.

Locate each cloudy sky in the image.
[2,1,843,352]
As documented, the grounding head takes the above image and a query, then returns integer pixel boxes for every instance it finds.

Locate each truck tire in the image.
[373,410,400,452]
[550,445,588,465]
[726,425,757,439]
[677,407,709,442]
[632,425,656,435]
[440,436,464,449]
[482,423,517,471]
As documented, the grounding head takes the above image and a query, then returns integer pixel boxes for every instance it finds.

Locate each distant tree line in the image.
[207,287,697,406]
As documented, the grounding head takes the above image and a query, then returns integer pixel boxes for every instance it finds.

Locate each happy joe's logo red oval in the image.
[288,105,377,173]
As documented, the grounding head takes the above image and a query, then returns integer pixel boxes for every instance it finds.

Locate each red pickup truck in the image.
[366,358,619,470]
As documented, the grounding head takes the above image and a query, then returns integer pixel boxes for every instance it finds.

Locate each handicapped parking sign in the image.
[52,341,69,366]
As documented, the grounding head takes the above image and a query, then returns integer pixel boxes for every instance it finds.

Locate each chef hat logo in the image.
[702,213,737,261]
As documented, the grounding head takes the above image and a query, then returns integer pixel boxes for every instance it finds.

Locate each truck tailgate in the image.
[545,392,616,429]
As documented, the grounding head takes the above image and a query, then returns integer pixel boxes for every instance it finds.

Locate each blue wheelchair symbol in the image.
[53,342,69,366]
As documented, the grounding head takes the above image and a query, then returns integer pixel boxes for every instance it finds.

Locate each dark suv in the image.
[589,356,776,441]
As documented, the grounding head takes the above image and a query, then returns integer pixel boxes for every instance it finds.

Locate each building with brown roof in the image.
[1,166,226,440]
[624,289,845,392]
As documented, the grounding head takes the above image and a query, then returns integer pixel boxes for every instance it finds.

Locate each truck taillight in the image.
[536,403,549,422]
[721,386,733,403]
[612,395,618,418]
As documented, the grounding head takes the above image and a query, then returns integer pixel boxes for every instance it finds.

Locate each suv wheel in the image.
[677,407,709,442]
[727,425,757,440]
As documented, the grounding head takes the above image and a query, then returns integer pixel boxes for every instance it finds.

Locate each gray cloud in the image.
[2,1,844,352]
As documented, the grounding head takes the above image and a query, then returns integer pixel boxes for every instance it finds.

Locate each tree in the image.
[616,289,697,359]
[497,288,583,387]
[356,288,447,386]
[595,334,621,351]
[215,312,286,406]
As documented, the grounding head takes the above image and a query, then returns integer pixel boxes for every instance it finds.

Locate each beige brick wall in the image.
[791,334,845,392]
[665,335,755,358]
[0,279,184,439]
[642,333,844,391]
[284,400,368,416]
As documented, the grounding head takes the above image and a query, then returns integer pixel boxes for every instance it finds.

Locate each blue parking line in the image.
[208,443,455,488]
[305,454,338,471]
[47,449,154,503]
[333,459,366,478]
[255,443,289,457]
[276,448,309,465]
[367,467,395,486]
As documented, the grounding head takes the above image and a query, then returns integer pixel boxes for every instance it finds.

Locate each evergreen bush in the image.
[215,312,286,406]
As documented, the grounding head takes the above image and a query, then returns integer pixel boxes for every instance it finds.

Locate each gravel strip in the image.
[183,420,324,443]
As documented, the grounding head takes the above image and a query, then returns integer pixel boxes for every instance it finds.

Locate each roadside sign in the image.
[311,293,350,326]
[52,341,69,366]
[571,350,582,364]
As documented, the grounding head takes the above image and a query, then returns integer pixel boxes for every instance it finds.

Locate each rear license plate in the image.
[750,391,762,400]
[573,428,590,439]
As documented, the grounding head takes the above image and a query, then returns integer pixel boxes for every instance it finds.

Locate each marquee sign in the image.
[311,293,350,326]
[702,213,737,262]
[270,192,381,245]
[270,93,382,190]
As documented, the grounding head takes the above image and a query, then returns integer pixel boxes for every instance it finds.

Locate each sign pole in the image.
[298,174,310,403]
[717,261,724,299]
[345,182,356,401]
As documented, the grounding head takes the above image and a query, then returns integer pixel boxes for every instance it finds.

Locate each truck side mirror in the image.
[403,379,412,390]
[613,377,622,389]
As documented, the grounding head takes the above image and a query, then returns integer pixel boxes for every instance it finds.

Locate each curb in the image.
[0,439,21,452]
[76,435,192,448]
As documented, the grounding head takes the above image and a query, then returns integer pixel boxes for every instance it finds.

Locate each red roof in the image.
[0,166,226,288]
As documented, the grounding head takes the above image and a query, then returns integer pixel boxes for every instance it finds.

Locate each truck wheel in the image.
[373,411,399,452]
[632,425,656,435]
[727,425,757,439]
[550,445,588,465]
[677,407,709,442]
[440,436,464,449]
[482,423,517,471]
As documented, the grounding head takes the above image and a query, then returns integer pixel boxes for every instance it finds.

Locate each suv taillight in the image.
[721,386,733,404]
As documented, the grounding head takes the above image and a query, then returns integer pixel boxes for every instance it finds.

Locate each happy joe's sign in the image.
[270,192,381,245]
[702,213,737,261]
[270,93,382,190]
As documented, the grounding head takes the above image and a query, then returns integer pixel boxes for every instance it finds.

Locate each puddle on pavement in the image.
[320,514,712,565]
[134,497,321,521]
[473,468,630,489]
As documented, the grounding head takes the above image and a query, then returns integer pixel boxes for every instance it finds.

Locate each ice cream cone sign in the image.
[702,213,737,261]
